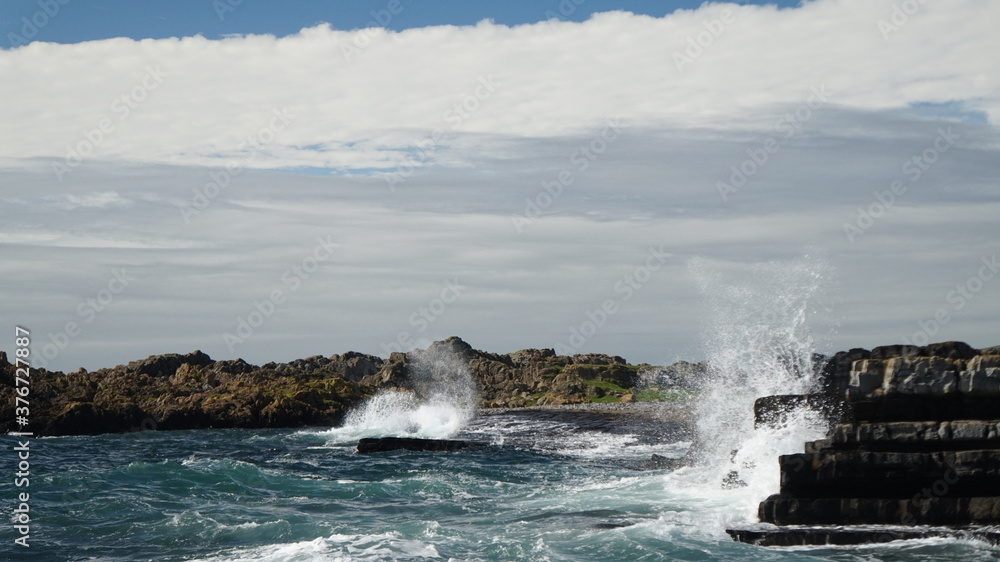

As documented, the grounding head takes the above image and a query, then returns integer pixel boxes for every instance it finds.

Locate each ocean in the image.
[9,261,999,561]
[6,401,999,561]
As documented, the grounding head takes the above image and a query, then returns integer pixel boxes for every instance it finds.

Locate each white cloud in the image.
[0,0,997,173]
[1,0,998,371]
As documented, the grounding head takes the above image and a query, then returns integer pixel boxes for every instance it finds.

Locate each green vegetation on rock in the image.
[0,337,707,436]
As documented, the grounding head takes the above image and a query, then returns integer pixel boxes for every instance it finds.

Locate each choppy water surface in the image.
[7,408,998,561]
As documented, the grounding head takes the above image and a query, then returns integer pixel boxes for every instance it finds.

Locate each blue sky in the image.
[1,0,998,372]
[3,0,800,46]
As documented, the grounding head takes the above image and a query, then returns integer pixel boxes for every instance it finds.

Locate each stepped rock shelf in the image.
[728,341,1000,547]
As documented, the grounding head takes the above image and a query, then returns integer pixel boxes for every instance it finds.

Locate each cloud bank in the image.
[1,0,997,171]
[1,0,998,371]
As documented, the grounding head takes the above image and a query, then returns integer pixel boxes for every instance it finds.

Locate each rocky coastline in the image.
[729,340,1000,546]
[6,335,1000,545]
[0,336,701,437]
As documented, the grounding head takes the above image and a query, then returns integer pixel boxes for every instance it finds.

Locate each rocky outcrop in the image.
[0,350,367,436]
[360,336,652,408]
[730,341,1000,546]
[0,337,692,436]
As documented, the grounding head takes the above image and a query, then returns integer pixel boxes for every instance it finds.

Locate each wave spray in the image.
[326,340,478,443]
[672,256,834,525]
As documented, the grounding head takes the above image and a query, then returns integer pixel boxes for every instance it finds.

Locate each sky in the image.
[1,0,998,372]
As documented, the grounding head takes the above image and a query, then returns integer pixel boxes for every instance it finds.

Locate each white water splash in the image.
[323,343,477,444]
[672,256,835,523]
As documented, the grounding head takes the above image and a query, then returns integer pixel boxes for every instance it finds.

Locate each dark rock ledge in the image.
[729,341,1000,547]
[356,437,472,454]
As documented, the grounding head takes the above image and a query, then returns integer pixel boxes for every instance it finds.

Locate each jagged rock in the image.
[959,355,1000,393]
[426,336,474,360]
[508,348,556,366]
[848,356,978,399]
[212,358,256,376]
[329,351,383,382]
[922,341,979,360]
[126,350,213,377]
[819,348,870,395]
[731,341,1000,546]
[0,349,366,436]
[869,345,922,360]
[640,360,708,389]
[571,353,626,365]
[0,337,674,436]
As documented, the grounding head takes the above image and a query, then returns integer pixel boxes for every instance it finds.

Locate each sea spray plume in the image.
[332,338,478,442]
[406,337,478,416]
[686,257,833,507]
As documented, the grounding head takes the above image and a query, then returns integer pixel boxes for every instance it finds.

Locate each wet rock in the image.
[753,394,849,428]
[722,470,747,489]
[640,360,709,390]
[759,495,1000,526]
[819,348,870,395]
[728,526,1000,547]
[630,453,684,471]
[731,341,1000,546]
[592,522,633,529]
[356,437,471,454]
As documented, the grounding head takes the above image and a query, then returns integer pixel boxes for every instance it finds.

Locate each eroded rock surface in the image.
[732,341,1000,545]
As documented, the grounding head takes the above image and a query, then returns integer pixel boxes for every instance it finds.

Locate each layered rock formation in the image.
[0,337,692,436]
[730,341,1000,546]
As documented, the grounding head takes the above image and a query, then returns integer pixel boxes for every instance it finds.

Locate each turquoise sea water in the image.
[5,407,999,562]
